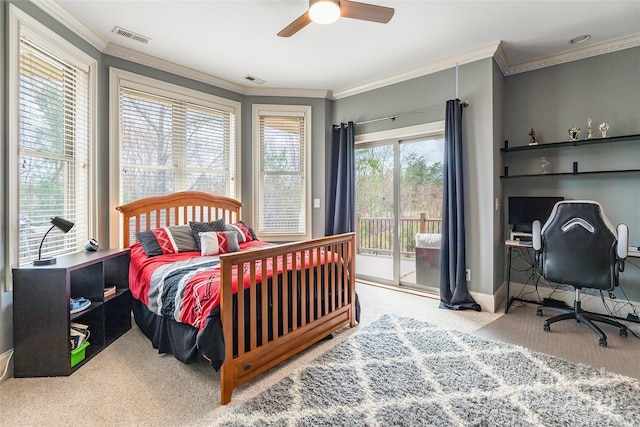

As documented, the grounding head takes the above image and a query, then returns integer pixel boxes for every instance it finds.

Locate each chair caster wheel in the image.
[620,328,628,337]
[543,323,550,332]
[536,308,543,316]
[599,338,607,347]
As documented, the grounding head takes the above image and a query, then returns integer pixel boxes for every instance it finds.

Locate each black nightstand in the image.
[13,249,131,377]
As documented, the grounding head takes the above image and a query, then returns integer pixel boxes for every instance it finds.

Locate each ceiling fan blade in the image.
[278,12,312,37]
[340,0,394,23]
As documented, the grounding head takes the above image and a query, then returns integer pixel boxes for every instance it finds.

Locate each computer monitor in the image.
[508,196,564,233]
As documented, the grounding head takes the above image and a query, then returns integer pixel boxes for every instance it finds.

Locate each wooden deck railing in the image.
[355,213,441,257]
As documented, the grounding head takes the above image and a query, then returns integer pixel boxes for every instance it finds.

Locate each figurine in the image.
[528,128,540,145]
[599,122,609,138]
[569,127,580,141]
[587,118,593,139]
[539,156,550,174]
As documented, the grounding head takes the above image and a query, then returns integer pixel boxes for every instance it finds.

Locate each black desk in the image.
[505,240,640,314]
[504,240,533,313]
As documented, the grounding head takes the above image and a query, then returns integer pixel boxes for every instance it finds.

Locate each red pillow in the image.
[226,222,255,243]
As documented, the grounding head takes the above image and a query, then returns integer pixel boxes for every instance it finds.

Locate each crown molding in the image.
[104,43,247,94]
[331,41,502,100]
[30,0,107,51]
[243,87,333,99]
[496,33,640,76]
[104,43,330,99]
[493,41,510,76]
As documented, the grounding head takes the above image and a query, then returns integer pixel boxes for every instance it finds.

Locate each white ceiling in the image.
[44,1,640,98]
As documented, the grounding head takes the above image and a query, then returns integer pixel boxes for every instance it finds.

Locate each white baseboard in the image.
[469,290,499,313]
[0,348,14,381]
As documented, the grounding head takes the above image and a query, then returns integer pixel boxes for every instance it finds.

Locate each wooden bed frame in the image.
[116,191,357,404]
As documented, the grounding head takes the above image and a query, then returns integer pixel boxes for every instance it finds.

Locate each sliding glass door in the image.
[399,137,444,291]
[355,133,444,291]
[355,143,395,282]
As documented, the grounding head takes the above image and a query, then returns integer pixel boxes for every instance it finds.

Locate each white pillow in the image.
[199,231,240,256]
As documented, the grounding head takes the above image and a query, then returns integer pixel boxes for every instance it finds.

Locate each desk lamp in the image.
[33,216,74,266]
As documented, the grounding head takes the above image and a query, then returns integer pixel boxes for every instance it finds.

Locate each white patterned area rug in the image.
[214,314,640,427]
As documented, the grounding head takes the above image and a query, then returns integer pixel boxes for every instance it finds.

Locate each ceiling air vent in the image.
[243,75,266,85]
[112,26,151,44]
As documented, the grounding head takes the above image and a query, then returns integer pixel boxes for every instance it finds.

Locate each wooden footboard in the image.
[117,192,357,405]
[219,233,356,404]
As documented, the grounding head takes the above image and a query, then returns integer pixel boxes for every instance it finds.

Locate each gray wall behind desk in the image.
[502,46,640,302]
[503,47,640,242]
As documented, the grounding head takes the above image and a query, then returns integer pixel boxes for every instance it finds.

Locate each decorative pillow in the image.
[238,221,258,240]
[225,222,256,243]
[200,231,240,256]
[136,225,199,257]
[238,220,258,241]
[189,219,226,251]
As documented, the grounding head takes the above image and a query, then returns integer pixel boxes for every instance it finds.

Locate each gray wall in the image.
[1,0,8,360]
[243,95,332,239]
[492,60,505,304]
[332,59,501,298]
[502,46,640,302]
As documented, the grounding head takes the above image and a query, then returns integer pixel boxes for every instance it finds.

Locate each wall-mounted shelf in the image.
[500,133,640,153]
[500,133,640,178]
[501,169,640,179]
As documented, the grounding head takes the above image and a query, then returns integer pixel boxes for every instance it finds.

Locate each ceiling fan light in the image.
[309,0,341,24]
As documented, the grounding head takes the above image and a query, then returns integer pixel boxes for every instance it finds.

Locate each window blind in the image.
[18,37,90,264]
[258,114,306,235]
[119,87,235,204]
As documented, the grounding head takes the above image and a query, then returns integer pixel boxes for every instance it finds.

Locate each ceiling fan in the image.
[278,0,394,37]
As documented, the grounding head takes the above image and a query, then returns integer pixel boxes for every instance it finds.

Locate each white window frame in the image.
[6,5,98,292]
[252,104,312,241]
[109,68,242,248]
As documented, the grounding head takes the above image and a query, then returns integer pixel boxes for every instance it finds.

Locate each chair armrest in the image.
[532,220,542,251]
[617,224,628,259]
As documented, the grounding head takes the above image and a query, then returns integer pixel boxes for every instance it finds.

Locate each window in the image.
[252,105,311,241]
[110,69,241,245]
[8,5,96,282]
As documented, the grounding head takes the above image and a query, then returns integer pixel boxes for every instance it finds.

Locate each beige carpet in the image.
[474,301,640,380]
[1,283,637,426]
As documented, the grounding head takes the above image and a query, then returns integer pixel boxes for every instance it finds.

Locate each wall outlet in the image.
[465,268,471,282]
[313,198,320,208]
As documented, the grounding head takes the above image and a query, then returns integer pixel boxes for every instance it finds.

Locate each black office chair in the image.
[532,200,629,347]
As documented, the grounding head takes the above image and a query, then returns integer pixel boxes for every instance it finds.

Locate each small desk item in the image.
[504,239,533,314]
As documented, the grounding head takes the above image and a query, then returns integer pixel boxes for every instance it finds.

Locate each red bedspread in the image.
[129,241,337,331]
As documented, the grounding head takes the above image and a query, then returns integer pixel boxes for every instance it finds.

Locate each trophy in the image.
[568,127,580,141]
[599,122,610,138]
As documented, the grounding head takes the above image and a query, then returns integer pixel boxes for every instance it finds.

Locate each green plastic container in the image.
[71,341,90,367]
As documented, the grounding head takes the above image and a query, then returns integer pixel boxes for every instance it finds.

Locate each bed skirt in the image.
[132,287,360,371]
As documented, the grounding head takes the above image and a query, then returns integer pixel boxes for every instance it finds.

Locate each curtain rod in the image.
[354,100,469,126]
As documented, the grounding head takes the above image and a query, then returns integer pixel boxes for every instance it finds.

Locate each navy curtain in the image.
[439,99,481,311]
[325,122,355,235]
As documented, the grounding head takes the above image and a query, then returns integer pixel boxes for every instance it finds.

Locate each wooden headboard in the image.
[116,191,243,247]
